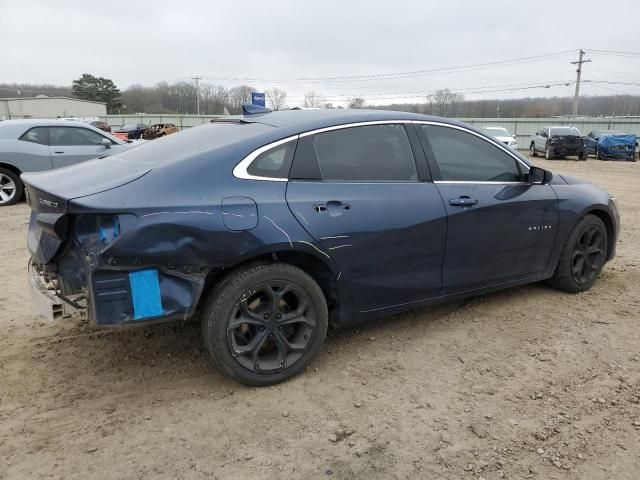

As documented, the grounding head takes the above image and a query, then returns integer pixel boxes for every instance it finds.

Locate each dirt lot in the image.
[1,158,639,480]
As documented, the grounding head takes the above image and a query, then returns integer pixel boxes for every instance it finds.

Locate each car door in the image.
[417,123,558,294]
[286,122,447,311]
[49,126,115,168]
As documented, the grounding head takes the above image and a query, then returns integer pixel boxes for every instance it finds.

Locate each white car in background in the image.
[484,126,518,150]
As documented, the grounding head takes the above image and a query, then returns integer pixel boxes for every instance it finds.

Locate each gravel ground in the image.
[1,158,639,480]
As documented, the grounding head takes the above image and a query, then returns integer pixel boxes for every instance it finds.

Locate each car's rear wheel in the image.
[530,143,537,157]
[579,150,588,161]
[545,146,554,160]
[0,167,23,206]
[595,148,602,160]
[202,262,328,386]
[547,214,607,293]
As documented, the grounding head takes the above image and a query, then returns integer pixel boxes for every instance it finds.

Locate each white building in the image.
[0,96,107,119]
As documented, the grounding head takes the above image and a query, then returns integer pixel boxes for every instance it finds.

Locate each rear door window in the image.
[312,124,418,181]
[19,127,49,145]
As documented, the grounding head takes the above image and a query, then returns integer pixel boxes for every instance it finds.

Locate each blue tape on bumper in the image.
[129,269,163,320]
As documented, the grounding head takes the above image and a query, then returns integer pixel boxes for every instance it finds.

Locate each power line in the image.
[199,50,578,84]
[587,49,640,58]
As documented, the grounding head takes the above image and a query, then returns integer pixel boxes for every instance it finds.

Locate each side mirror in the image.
[529,166,552,185]
[541,131,548,138]
[100,138,111,149]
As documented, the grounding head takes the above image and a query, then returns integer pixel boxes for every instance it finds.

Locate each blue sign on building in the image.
[251,92,266,107]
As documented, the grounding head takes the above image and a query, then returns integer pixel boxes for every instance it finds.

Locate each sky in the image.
[2,0,640,107]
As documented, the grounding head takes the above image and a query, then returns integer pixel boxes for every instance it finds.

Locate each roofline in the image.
[0,96,106,105]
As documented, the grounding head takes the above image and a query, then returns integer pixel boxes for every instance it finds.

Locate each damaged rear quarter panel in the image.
[68,169,338,326]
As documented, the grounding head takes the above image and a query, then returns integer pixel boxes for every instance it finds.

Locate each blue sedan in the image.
[23,109,620,385]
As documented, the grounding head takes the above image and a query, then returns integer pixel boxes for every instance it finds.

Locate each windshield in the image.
[485,127,511,137]
[121,124,138,130]
[550,127,581,136]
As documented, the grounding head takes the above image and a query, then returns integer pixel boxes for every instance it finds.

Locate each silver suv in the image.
[0,119,129,206]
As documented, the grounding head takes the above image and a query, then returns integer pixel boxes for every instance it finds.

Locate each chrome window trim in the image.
[409,120,530,172]
[298,120,409,137]
[433,181,530,185]
[233,119,531,182]
[232,135,298,181]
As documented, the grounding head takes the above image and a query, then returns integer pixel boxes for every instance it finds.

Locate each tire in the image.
[545,146,554,160]
[595,148,603,160]
[579,150,588,161]
[530,143,537,157]
[0,167,23,206]
[202,262,328,386]
[547,214,607,293]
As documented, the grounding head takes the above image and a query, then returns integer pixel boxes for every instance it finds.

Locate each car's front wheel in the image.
[0,167,23,206]
[202,262,328,386]
[547,214,607,293]
[530,143,537,157]
[545,146,554,160]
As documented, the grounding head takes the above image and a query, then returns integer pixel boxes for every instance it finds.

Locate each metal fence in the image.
[99,114,640,150]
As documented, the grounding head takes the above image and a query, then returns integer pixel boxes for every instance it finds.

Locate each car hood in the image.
[493,135,516,142]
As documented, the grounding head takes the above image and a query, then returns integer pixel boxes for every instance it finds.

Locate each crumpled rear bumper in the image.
[28,260,87,321]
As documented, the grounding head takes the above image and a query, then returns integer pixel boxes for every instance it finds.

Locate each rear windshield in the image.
[550,127,581,136]
[103,122,274,168]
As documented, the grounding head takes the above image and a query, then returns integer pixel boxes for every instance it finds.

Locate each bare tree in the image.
[427,89,465,117]
[228,85,255,113]
[266,88,288,111]
[303,91,325,108]
[347,97,366,109]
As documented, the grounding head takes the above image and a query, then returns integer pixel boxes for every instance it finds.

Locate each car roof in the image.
[219,108,472,135]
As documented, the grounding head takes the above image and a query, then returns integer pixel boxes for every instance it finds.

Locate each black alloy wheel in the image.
[547,214,608,293]
[227,280,316,374]
[202,263,328,386]
[570,223,606,287]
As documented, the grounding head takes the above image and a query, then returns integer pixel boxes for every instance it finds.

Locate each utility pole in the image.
[192,75,202,115]
[571,49,591,118]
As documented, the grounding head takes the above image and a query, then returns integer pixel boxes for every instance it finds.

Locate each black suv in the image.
[530,126,587,160]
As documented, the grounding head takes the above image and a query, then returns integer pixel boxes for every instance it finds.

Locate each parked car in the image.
[585,130,637,161]
[0,119,128,206]
[483,126,518,150]
[24,110,619,385]
[142,123,179,140]
[114,123,148,140]
[530,126,587,160]
[90,120,112,133]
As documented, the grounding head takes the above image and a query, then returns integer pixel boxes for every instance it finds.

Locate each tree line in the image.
[1,75,639,118]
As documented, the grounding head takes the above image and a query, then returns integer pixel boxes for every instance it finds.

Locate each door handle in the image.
[449,196,478,207]
[53,151,65,154]
[313,201,351,213]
